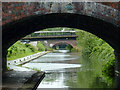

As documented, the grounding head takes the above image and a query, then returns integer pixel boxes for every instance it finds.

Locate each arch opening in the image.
[52,42,73,49]
[2,13,120,88]
[5,26,117,88]
[52,42,74,53]
[3,13,120,52]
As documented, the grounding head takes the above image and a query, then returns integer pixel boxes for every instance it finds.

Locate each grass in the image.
[7,41,45,61]
[7,51,39,61]
[21,66,41,72]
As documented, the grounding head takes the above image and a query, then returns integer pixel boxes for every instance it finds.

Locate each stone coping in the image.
[2,71,45,89]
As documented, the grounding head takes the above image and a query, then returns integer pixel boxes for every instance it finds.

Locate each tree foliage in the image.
[7,41,38,60]
[36,41,45,51]
[76,29,115,81]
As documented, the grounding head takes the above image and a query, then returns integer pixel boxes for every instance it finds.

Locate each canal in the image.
[22,50,114,88]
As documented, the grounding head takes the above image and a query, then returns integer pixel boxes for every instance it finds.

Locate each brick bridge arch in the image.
[52,41,76,48]
[2,2,120,51]
[2,2,120,87]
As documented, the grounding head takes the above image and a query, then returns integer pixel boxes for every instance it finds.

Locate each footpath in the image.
[3,51,50,89]
[7,51,49,71]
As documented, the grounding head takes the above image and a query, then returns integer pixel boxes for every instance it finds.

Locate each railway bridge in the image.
[22,31,78,48]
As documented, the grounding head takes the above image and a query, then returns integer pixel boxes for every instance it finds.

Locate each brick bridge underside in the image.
[1,2,120,88]
[30,39,77,48]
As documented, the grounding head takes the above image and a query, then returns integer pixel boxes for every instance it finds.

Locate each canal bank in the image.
[3,51,50,89]
[2,71,45,89]
[7,51,50,70]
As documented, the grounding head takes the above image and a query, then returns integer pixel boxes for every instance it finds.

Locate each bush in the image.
[66,44,73,52]
[7,41,38,60]
[76,30,115,80]
[37,41,45,51]
[25,43,37,52]
[103,59,115,79]
[47,47,53,51]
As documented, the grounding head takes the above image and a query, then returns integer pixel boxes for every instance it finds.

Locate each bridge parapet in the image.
[26,31,77,37]
[2,2,120,27]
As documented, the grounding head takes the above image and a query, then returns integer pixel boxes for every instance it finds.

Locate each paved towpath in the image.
[7,51,50,71]
[2,71,45,89]
[3,51,49,89]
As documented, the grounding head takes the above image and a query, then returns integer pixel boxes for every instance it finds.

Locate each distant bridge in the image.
[23,31,77,38]
[21,31,78,48]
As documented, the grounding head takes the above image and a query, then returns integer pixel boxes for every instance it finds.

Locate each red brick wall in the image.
[2,2,119,26]
[100,2,120,9]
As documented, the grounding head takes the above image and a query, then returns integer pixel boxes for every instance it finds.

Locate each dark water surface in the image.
[23,51,114,88]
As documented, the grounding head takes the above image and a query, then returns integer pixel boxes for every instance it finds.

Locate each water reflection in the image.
[38,73,69,88]
[22,52,114,88]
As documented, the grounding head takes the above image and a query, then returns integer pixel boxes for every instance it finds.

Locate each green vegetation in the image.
[37,41,45,51]
[65,29,115,88]
[32,68,41,72]
[19,65,41,72]
[46,47,53,51]
[75,29,115,87]
[103,59,115,80]
[65,44,77,52]
[7,41,45,61]
[66,44,73,52]
[26,66,41,72]
[7,27,115,85]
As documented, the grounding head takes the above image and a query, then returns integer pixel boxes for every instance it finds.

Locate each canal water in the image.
[22,50,114,88]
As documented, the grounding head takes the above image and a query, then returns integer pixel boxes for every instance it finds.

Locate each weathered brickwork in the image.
[2,2,120,27]
[100,2,120,9]
[47,40,77,48]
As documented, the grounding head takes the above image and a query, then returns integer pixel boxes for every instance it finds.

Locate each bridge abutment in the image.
[2,50,7,72]
[115,50,120,89]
